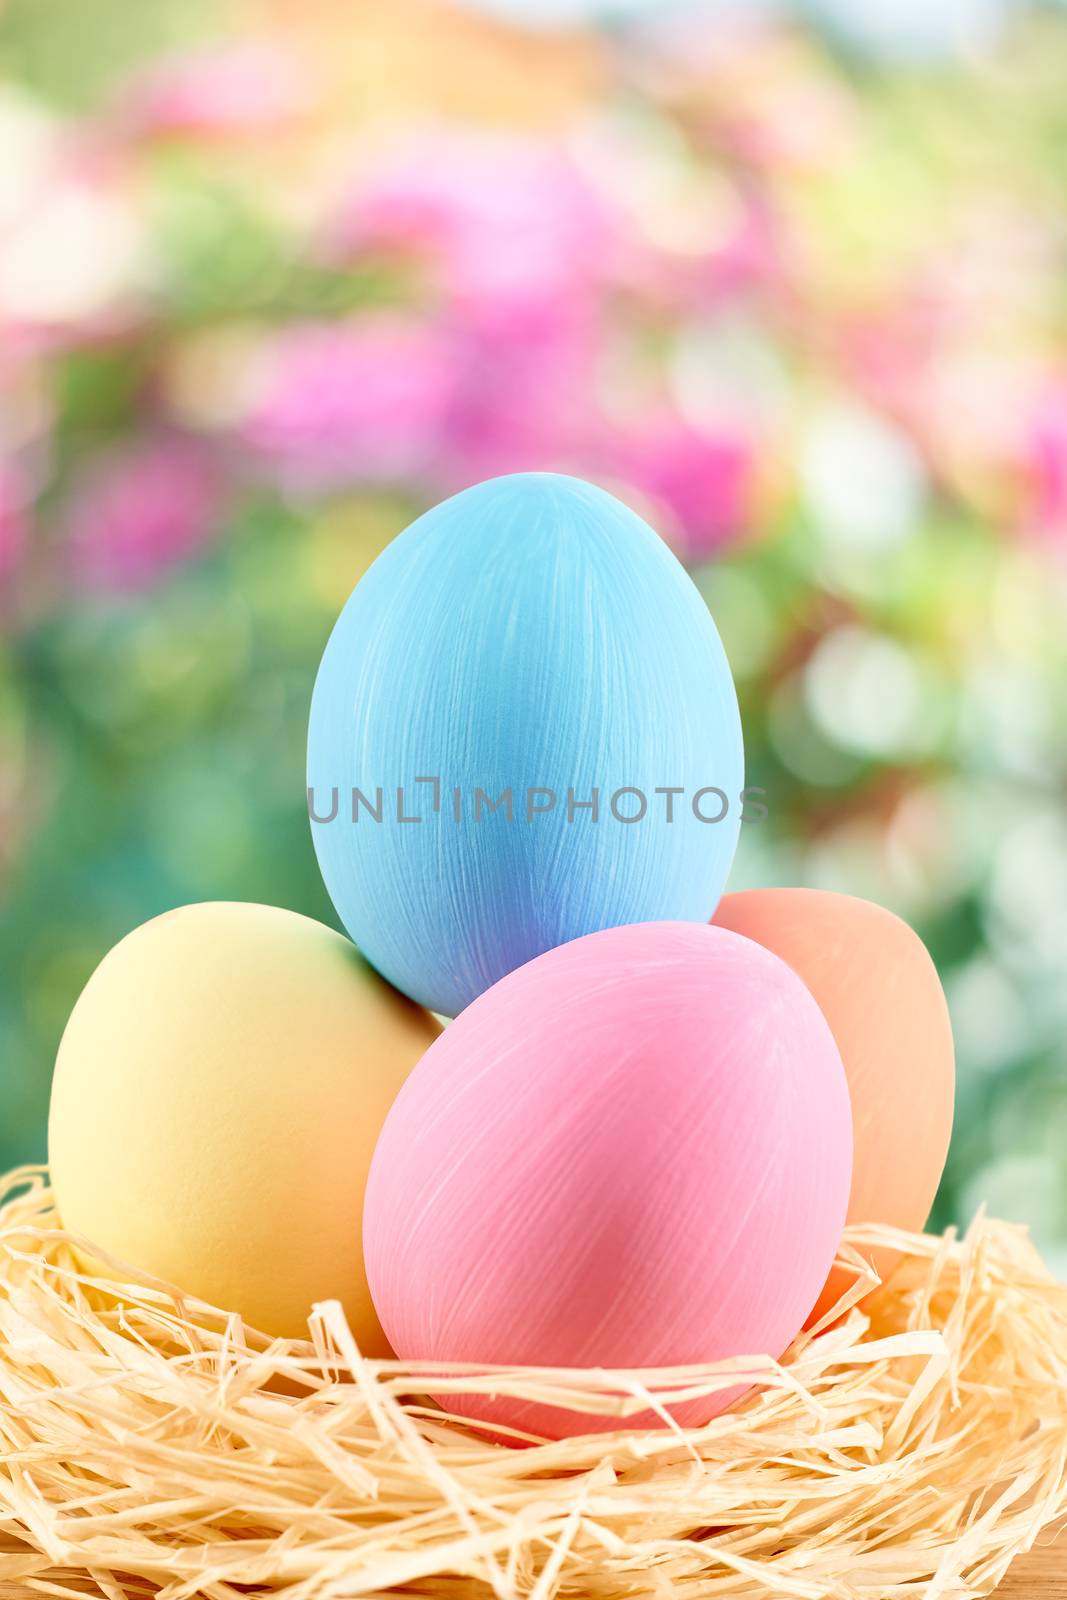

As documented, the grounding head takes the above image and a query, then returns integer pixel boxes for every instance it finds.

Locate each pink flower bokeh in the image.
[0,463,27,590]
[1024,381,1067,546]
[67,438,225,592]
[329,132,614,312]
[244,126,764,550]
[607,413,757,561]
[240,319,455,493]
[122,42,311,138]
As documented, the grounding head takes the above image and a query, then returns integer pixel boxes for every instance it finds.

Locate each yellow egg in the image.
[48,902,440,1350]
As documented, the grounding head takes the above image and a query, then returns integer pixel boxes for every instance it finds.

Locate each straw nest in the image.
[0,1168,1065,1600]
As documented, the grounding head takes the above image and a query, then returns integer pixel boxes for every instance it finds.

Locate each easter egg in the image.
[711,889,955,1320]
[363,920,853,1438]
[48,902,440,1349]
[307,472,744,1017]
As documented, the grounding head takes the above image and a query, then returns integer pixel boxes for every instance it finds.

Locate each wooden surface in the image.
[0,1536,1062,1598]
[994,1538,1067,1596]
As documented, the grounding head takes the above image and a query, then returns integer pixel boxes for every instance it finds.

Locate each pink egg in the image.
[364,921,853,1439]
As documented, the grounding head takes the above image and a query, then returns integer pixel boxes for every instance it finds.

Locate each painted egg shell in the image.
[363,920,853,1439]
[712,888,955,1321]
[307,472,744,1017]
[48,902,440,1349]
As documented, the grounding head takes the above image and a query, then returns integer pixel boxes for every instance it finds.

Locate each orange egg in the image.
[712,888,955,1322]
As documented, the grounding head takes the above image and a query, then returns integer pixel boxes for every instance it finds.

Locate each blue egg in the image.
[308,473,743,1015]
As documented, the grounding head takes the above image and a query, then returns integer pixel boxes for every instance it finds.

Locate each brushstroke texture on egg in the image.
[363,920,853,1438]
[48,902,440,1349]
[712,888,955,1321]
[307,472,743,1017]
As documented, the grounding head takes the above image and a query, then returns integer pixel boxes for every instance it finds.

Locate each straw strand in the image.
[0,1169,1064,1600]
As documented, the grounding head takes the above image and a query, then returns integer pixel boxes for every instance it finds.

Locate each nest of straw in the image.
[0,1169,1064,1600]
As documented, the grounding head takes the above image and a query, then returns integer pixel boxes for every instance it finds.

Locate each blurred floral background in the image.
[0,0,1065,1268]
